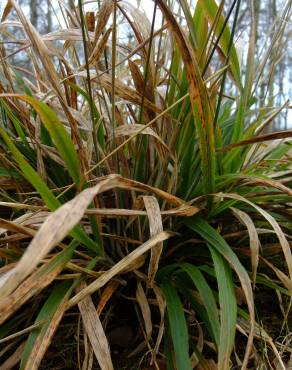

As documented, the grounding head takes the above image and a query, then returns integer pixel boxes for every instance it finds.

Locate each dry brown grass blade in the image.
[58,173,193,214]
[9,1,88,171]
[94,0,114,46]
[129,59,146,96]
[42,29,95,42]
[128,59,155,118]
[96,280,120,315]
[237,317,286,370]
[23,296,69,370]
[109,123,173,159]
[0,19,23,33]
[218,130,292,152]
[190,319,204,368]
[0,176,27,191]
[255,101,290,135]
[231,207,260,288]
[0,175,184,302]
[0,321,45,345]
[9,0,62,99]
[99,174,193,207]
[85,204,199,217]
[0,254,68,325]
[143,196,163,287]
[85,12,95,33]
[156,0,215,193]
[77,92,189,179]
[136,281,152,342]
[1,0,13,22]
[98,24,167,76]
[262,258,292,292]
[77,282,114,370]
[0,212,49,239]
[152,285,166,358]
[241,176,292,196]
[16,211,49,228]
[68,231,171,307]
[109,123,160,142]
[156,0,212,120]
[117,255,146,275]
[87,27,112,66]
[81,341,94,370]
[218,193,292,281]
[118,1,155,87]
[0,175,123,298]
[96,74,161,115]
[0,218,36,237]
[0,341,26,370]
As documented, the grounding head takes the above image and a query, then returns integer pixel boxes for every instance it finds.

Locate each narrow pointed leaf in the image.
[20,281,72,370]
[161,281,192,370]
[209,247,237,370]
[0,126,99,253]
[196,0,242,87]
[180,263,220,346]
[185,216,254,369]
[20,96,81,187]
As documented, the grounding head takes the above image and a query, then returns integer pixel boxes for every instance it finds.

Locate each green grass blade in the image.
[208,247,237,370]
[185,215,255,368]
[67,81,105,150]
[20,280,72,370]
[196,0,242,88]
[179,0,198,48]
[161,281,192,370]
[20,96,81,188]
[0,167,21,179]
[164,321,176,370]
[1,100,30,147]
[38,240,77,277]
[192,1,208,62]
[0,126,100,254]
[157,0,216,196]
[180,263,220,346]
[0,125,59,210]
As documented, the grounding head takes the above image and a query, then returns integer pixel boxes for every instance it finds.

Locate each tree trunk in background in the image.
[68,0,75,12]
[46,0,52,33]
[268,0,277,131]
[30,0,38,27]
[254,1,266,114]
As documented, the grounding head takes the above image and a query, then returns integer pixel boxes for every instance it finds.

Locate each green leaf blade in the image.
[20,280,72,370]
[180,263,220,346]
[21,96,81,188]
[209,247,237,370]
[162,281,192,370]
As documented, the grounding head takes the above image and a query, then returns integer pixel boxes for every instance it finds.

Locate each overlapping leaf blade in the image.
[185,216,255,368]
[209,247,237,370]
[20,96,81,187]
[161,280,192,370]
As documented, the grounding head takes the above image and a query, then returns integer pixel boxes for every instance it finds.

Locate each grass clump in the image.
[0,0,291,369]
